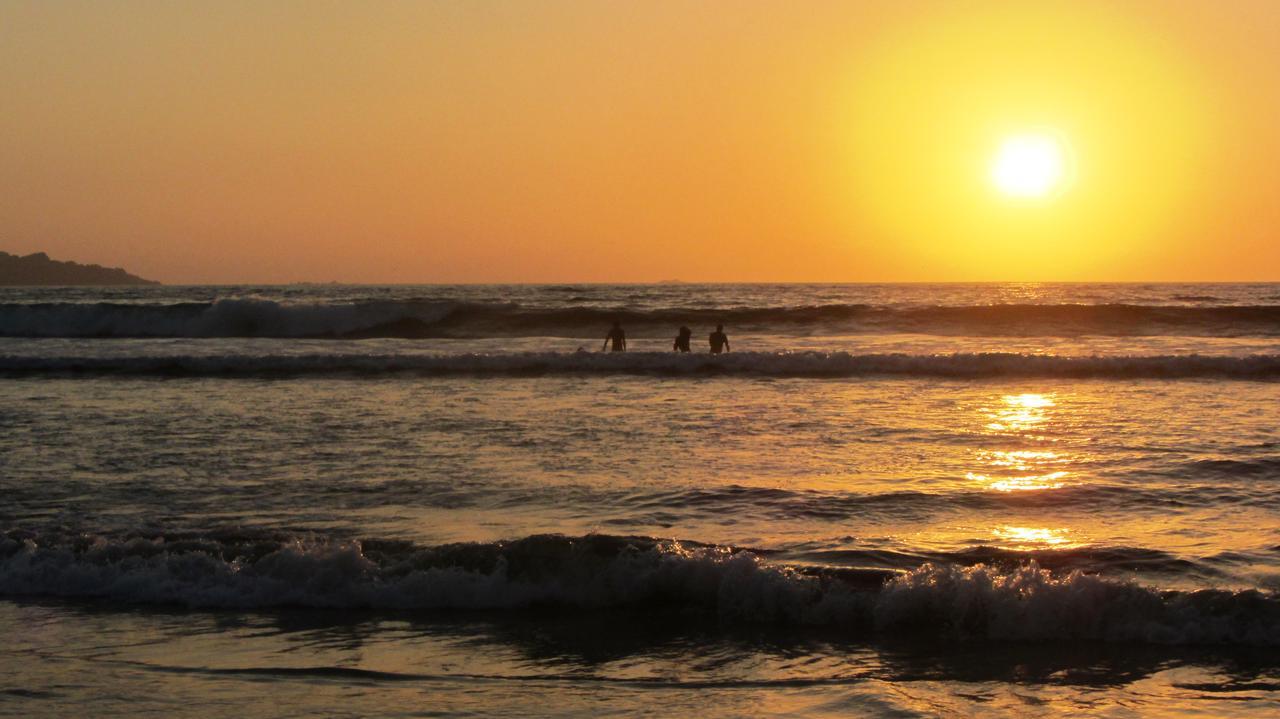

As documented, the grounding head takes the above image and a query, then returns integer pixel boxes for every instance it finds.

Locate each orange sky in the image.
[2,1,1278,283]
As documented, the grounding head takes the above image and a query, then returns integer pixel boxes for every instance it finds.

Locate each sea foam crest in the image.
[3,300,1280,338]
[2,351,1278,379]
[0,299,461,338]
[1,533,1276,645]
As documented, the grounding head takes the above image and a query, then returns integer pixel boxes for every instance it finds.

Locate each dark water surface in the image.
[2,284,1278,717]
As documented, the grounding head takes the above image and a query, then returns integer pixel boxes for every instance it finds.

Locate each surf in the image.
[2,531,1277,646]
[5,299,1280,338]
[3,350,1278,379]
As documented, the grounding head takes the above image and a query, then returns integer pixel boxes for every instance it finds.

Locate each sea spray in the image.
[3,532,1277,645]
[5,299,1280,338]
[2,350,1278,379]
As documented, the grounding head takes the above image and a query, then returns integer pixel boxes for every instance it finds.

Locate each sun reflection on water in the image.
[968,392,1090,551]
[985,393,1056,432]
[968,448,1072,491]
[983,449,1061,468]
[967,470,1068,492]
[971,393,1078,492]
[993,525,1079,549]
[1007,393,1055,409]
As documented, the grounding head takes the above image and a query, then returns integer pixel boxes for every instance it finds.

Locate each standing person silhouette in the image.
[603,321,627,352]
[709,324,730,354]
[673,326,692,352]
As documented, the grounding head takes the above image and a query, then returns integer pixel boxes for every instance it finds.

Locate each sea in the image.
[1,282,1278,718]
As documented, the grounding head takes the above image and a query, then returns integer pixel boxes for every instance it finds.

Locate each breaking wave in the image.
[1,531,1276,645]
[3,351,1278,379]
[4,299,1280,338]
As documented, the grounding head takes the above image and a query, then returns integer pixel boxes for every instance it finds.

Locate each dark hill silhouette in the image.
[0,251,159,286]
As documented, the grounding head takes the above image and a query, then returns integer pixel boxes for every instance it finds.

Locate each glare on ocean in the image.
[984,392,1056,432]
[968,449,1072,492]
[992,526,1079,549]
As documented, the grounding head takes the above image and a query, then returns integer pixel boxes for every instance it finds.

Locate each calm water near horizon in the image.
[2,283,1279,717]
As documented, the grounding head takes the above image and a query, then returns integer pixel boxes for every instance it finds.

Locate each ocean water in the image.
[1,283,1278,717]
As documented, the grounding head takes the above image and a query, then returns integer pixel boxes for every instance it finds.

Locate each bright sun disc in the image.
[991,133,1067,198]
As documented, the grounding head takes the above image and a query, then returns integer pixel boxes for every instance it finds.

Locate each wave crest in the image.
[2,532,1276,645]
[3,351,1278,379]
[4,300,1280,338]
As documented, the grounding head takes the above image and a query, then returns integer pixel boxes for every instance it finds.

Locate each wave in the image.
[7,483,1275,544]
[3,351,1278,379]
[0,298,464,339]
[1182,458,1280,477]
[789,545,1216,578]
[1,531,1276,645]
[640,483,1280,521]
[4,299,1280,338]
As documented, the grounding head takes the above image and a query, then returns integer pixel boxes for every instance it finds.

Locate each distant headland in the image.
[0,251,160,286]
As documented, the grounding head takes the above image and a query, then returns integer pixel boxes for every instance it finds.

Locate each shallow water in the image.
[5,601,1278,718]
[2,283,1278,717]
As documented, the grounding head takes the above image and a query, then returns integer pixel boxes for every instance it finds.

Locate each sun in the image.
[990,133,1068,199]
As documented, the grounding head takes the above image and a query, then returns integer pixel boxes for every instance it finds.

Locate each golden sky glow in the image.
[2,1,1279,283]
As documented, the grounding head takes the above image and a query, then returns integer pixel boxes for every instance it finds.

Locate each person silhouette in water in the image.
[709,324,730,354]
[603,321,627,352]
[673,326,692,352]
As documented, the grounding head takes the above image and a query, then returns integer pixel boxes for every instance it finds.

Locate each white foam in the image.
[1,351,1277,379]
[2,534,1276,645]
[0,299,458,338]
[4,299,1280,338]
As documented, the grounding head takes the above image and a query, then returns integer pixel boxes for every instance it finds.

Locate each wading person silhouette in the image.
[603,321,627,352]
[673,326,692,352]
[709,324,730,354]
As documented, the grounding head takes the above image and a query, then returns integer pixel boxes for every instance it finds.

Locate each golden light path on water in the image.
[971,392,1085,551]
[992,525,1081,549]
